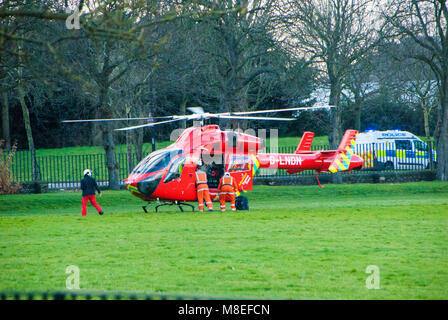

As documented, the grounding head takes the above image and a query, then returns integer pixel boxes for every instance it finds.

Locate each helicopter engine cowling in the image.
[223,131,264,154]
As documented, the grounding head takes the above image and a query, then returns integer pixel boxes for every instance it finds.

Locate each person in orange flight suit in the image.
[195,165,214,212]
[218,172,240,212]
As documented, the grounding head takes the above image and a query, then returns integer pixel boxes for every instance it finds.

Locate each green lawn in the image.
[0,182,447,299]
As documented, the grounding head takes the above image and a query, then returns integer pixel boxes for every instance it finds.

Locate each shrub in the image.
[0,140,22,194]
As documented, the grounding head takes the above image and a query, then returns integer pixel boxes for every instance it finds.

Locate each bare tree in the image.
[52,1,201,189]
[398,60,438,168]
[384,0,448,180]
[199,0,279,129]
[278,0,382,148]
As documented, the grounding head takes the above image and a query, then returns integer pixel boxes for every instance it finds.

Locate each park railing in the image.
[3,141,437,188]
[6,151,140,188]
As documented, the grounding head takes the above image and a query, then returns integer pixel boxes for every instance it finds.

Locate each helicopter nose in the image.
[136,172,163,196]
[349,154,364,171]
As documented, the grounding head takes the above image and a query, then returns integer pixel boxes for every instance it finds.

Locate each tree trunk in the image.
[91,110,103,146]
[235,89,248,130]
[126,129,133,174]
[101,114,120,189]
[133,129,143,163]
[103,125,120,190]
[422,107,433,169]
[328,82,343,149]
[1,91,10,151]
[436,84,448,180]
[433,105,442,147]
[219,92,232,128]
[353,96,362,132]
[180,98,187,129]
[17,85,40,181]
[328,81,343,184]
[97,39,120,190]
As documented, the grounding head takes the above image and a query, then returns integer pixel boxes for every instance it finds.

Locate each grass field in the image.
[1,182,447,299]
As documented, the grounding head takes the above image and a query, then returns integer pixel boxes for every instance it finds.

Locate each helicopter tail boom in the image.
[255,130,363,173]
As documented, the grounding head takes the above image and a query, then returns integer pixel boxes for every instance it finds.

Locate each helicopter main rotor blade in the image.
[216,115,295,121]
[62,116,174,123]
[64,106,332,129]
[115,117,189,131]
[221,105,335,116]
[187,107,205,114]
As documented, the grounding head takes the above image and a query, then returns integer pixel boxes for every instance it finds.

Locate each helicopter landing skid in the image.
[155,201,195,213]
[143,201,195,213]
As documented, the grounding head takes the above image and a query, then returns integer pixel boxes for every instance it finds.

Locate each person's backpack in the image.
[236,195,249,211]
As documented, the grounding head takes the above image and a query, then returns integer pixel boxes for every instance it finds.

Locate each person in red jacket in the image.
[195,166,214,212]
[80,169,103,216]
[218,172,240,212]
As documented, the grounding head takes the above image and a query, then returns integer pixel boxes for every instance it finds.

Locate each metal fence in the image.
[4,142,437,188]
[8,151,141,188]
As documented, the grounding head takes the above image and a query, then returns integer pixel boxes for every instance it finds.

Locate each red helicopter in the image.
[64,106,364,212]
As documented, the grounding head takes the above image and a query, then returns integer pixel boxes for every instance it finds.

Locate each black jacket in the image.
[80,175,101,196]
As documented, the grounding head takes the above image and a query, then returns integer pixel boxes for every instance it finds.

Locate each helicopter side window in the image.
[228,155,250,172]
[164,156,186,183]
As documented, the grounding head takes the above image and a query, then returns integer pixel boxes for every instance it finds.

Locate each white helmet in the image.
[224,172,231,177]
[83,169,92,176]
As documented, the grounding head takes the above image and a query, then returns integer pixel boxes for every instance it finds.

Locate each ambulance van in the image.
[354,130,437,170]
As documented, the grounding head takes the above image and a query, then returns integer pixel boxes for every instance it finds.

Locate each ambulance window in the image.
[395,140,412,150]
[164,156,186,183]
[414,140,427,151]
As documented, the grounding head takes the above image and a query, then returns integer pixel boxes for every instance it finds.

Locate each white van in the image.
[354,130,437,170]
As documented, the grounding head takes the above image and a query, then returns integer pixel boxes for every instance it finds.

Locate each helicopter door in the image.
[226,154,253,191]
[201,154,224,189]
[163,156,186,184]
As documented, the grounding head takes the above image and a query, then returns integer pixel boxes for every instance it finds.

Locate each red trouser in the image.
[219,185,236,211]
[81,195,102,216]
[197,184,213,212]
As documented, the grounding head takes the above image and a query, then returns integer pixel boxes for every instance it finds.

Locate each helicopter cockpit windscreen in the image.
[164,156,186,183]
[131,149,182,175]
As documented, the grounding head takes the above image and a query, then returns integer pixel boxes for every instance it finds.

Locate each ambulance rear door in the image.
[394,139,414,169]
[413,139,431,169]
